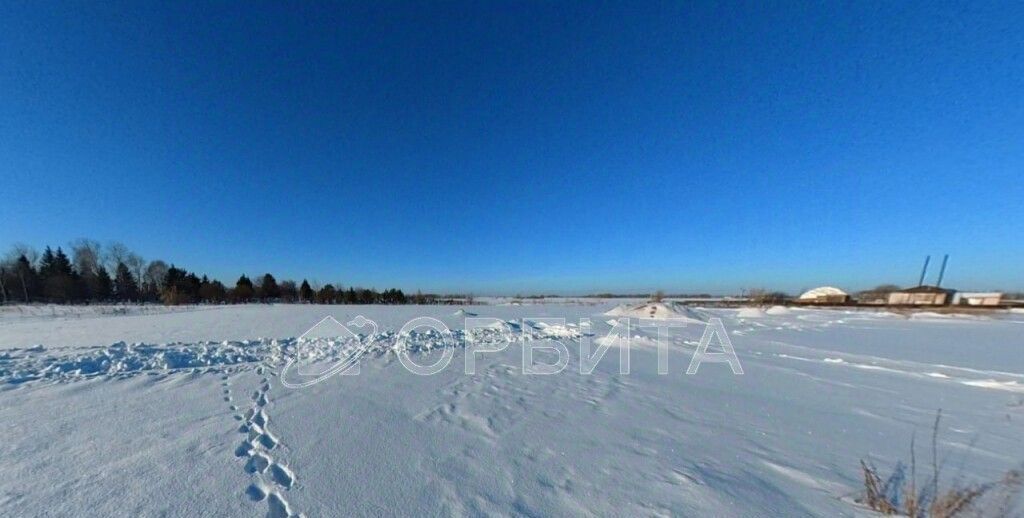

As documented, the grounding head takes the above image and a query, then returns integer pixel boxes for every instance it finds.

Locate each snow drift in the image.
[603,301,704,323]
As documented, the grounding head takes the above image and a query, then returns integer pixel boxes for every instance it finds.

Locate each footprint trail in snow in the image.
[225,365,301,517]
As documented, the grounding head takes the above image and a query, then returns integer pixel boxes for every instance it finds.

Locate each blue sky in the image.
[1,1,1021,294]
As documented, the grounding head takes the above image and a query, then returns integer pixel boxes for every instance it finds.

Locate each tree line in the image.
[0,240,439,305]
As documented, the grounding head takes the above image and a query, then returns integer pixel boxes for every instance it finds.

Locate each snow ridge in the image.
[0,322,557,386]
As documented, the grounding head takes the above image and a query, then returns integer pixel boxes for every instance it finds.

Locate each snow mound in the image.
[765,306,792,315]
[452,309,477,317]
[2,327,500,385]
[604,302,704,323]
[0,340,282,384]
[523,320,581,339]
[736,307,766,318]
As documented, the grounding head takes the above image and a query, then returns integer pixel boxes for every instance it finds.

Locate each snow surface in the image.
[2,304,1024,516]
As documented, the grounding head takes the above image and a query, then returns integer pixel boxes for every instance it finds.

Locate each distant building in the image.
[855,291,891,305]
[887,285,953,306]
[797,286,850,304]
[952,292,1003,306]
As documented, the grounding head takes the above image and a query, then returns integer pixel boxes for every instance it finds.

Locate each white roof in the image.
[798,286,848,300]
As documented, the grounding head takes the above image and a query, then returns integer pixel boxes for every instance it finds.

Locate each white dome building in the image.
[797,286,849,304]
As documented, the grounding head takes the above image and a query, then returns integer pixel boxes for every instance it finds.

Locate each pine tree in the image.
[38,247,55,278]
[199,277,227,303]
[95,267,113,301]
[114,262,140,301]
[40,247,76,302]
[299,279,313,303]
[160,265,200,304]
[261,273,279,301]
[317,284,337,304]
[211,280,227,302]
[234,275,254,302]
[53,248,73,276]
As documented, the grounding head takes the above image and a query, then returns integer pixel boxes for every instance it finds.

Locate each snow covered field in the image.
[2,303,1023,516]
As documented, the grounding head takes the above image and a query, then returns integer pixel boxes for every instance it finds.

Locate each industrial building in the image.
[887,285,953,306]
[952,292,1003,306]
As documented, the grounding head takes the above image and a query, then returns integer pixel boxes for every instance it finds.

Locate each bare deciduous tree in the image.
[144,260,169,289]
[0,263,8,304]
[70,239,102,276]
[125,253,145,286]
[105,242,131,272]
[5,244,37,303]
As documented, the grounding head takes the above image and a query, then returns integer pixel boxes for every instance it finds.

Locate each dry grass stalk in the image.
[857,410,1021,517]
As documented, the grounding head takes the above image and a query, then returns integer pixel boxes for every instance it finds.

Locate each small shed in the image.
[887,286,953,306]
[797,286,850,304]
[952,292,1003,306]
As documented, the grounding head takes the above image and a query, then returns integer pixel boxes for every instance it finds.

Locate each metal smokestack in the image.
[936,254,949,287]
[918,256,930,287]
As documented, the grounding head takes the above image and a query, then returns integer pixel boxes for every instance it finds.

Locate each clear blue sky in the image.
[2,1,1021,295]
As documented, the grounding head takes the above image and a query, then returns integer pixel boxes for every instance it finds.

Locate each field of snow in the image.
[2,303,1023,516]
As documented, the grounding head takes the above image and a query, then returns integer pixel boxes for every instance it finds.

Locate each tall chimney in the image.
[936,254,949,287]
[918,255,930,286]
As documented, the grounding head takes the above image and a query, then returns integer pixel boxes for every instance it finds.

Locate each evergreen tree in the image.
[38,247,55,278]
[184,272,201,301]
[357,288,375,304]
[2,239,422,306]
[260,273,280,301]
[53,248,74,276]
[317,284,337,304]
[40,247,76,302]
[94,267,113,301]
[211,280,227,302]
[160,265,201,304]
[198,275,226,303]
[113,262,139,301]
[299,280,313,303]
[234,275,254,302]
